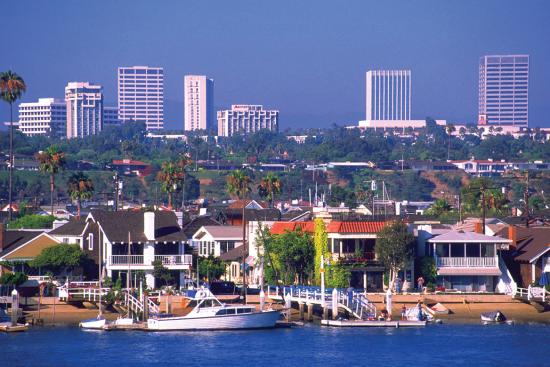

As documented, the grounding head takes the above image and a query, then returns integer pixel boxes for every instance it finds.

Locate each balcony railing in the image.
[436,256,497,267]
[154,255,193,266]
[108,254,192,267]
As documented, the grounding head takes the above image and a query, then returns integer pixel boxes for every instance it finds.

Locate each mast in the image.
[127,231,131,291]
[241,204,247,304]
[98,225,102,316]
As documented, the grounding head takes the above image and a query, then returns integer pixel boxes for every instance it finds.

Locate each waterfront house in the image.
[49,219,86,247]
[269,220,390,290]
[502,225,550,287]
[82,210,191,289]
[0,225,59,264]
[191,226,243,258]
[427,230,512,292]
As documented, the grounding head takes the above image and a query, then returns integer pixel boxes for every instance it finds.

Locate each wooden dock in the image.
[102,322,148,331]
[321,319,427,328]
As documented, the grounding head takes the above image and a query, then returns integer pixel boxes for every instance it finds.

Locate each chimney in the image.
[175,211,184,228]
[474,221,483,234]
[508,225,517,244]
[144,212,155,241]
[0,223,4,252]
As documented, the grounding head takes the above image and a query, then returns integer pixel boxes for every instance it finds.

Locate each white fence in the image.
[108,254,192,266]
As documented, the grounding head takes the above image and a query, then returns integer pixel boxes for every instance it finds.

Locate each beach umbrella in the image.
[538,272,549,287]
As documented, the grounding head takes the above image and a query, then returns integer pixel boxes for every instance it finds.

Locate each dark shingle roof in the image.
[0,230,43,257]
[89,210,185,243]
[49,219,86,236]
[512,227,550,262]
[219,245,248,262]
[181,216,221,238]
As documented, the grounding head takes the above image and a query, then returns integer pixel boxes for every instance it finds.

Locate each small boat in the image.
[0,321,29,332]
[481,311,506,323]
[426,302,450,315]
[147,288,281,331]
[405,306,433,322]
[80,315,108,329]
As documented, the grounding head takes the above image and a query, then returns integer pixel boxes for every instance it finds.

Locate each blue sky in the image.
[1,0,549,130]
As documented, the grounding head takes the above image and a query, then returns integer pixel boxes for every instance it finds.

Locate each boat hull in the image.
[147,310,281,331]
[80,317,107,330]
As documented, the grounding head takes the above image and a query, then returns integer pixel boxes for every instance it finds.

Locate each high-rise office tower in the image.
[103,106,121,126]
[184,75,214,132]
[217,105,279,137]
[366,70,411,122]
[478,55,529,126]
[118,66,164,130]
[65,82,103,138]
[18,98,66,137]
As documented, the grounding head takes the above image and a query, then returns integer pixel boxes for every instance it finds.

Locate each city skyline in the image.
[1,1,550,130]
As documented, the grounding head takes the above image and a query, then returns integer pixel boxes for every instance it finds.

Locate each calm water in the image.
[2,323,549,367]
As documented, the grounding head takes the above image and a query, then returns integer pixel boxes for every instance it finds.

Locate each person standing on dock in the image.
[417,276,425,293]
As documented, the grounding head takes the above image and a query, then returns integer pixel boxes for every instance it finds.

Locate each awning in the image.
[437,267,501,276]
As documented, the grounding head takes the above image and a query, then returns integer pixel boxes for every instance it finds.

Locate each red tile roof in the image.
[270,221,387,235]
[270,222,315,235]
[228,199,268,209]
[326,221,387,234]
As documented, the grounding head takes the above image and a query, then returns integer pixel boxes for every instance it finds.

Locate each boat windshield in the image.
[198,299,223,308]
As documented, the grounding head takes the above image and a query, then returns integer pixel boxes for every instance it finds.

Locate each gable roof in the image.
[181,216,221,238]
[89,210,184,243]
[49,219,86,236]
[228,199,267,210]
[510,227,550,263]
[219,245,247,262]
[428,230,512,243]
[0,230,51,259]
[194,226,243,240]
[326,221,386,234]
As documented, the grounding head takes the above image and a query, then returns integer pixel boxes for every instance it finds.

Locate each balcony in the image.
[108,254,192,269]
[436,257,497,268]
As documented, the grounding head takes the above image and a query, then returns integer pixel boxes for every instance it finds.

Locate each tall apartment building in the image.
[184,75,214,132]
[18,98,66,137]
[65,82,103,138]
[217,105,279,137]
[104,106,121,126]
[118,66,164,130]
[366,70,411,122]
[478,55,529,127]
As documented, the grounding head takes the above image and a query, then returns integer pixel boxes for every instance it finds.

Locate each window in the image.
[436,244,449,257]
[88,233,94,251]
[450,244,464,257]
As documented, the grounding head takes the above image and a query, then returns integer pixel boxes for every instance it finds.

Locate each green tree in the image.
[198,256,226,281]
[30,244,87,275]
[313,218,329,286]
[67,172,94,218]
[0,272,28,287]
[419,256,437,284]
[0,71,26,221]
[176,154,193,209]
[325,264,351,288]
[375,220,415,284]
[226,170,252,199]
[445,124,456,160]
[257,173,282,207]
[156,161,181,208]
[35,146,66,215]
[425,198,452,217]
[152,259,174,287]
[8,214,56,229]
[264,228,314,285]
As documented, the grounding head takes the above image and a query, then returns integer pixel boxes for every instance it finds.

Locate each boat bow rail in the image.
[266,286,377,320]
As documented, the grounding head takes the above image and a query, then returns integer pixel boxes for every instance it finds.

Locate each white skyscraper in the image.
[478,55,529,127]
[366,70,411,122]
[217,105,279,137]
[118,66,164,130]
[18,98,66,137]
[65,82,103,139]
[184,75,214,132]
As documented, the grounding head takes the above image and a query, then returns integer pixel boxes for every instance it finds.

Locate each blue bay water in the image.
[2,323,549,367]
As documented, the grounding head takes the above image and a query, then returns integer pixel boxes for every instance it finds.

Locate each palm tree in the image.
[0,71,26,221]
[226,170,252,200]
[35,146,66,215]
[67,172,94,218]
[445,124,456,160]
[257,173,282,207]
[176,155,193,209]
[156,161,180,208]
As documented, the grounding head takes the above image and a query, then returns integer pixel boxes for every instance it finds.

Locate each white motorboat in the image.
[147,288,281,331]
[79,315,107,330]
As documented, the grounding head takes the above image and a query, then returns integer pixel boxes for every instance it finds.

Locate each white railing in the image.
[109,255,145,265]
[436,257,497,267]
[154,255,193,266]
[108,254,192,267]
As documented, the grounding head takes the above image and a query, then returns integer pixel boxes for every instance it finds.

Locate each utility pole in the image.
[481,187,486,234]
[113,173,119,211]
[524,171,530,228]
